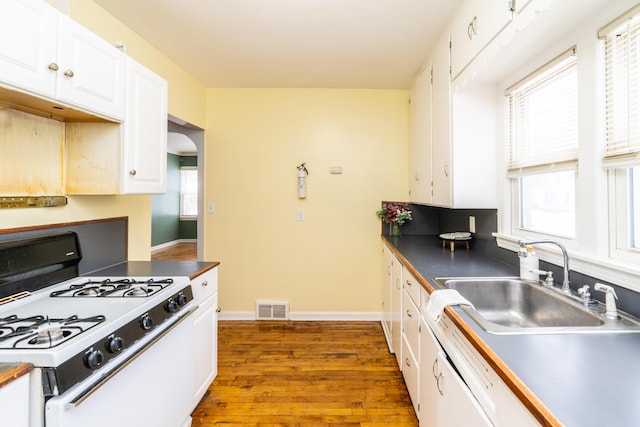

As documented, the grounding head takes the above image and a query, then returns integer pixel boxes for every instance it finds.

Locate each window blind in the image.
[601,8,640,168]
[506,48,578,175]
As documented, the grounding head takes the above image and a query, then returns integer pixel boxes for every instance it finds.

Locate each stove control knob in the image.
[106,336,124,353]
[84,349,104,369]
[165,299,178,313]
[177,293,188,306]
[140,315,154,330]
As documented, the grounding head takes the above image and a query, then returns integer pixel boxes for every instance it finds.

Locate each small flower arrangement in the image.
[376,202,412,236]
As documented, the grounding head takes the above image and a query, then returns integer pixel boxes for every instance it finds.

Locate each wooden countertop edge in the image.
[386,239,563,427]
[0,363,33,389]
[188,261,220,281]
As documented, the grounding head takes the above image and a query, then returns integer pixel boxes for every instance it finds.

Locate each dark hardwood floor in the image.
[150,242,197,261]
[191,321,418,426]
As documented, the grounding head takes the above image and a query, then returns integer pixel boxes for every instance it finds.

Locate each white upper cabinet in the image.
[450,0,513,80]
[55,13,126,121]
[409,64,433,204]
[430,36,453,207]
[0,0,125,121]
[65,58,167,195]
[0,0,58,97]
[121,58,167,194]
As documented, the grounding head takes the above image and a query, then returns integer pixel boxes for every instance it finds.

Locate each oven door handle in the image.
[65,305,198,408]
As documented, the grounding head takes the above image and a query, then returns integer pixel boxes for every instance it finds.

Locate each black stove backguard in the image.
[0,232,82,299]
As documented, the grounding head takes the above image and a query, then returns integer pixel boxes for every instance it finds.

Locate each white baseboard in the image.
[151,239,196,251]
[218,311,382,321]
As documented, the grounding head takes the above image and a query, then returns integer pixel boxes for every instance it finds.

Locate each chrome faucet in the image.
[518,239,571,294]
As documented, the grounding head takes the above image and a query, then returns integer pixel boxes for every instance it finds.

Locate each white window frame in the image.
[506,48,579,244]
[180,166,198,220]
[495,2,640,294]
[601,5,640,265]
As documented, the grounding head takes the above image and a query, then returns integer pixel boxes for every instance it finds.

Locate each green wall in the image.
[151,154,198,246]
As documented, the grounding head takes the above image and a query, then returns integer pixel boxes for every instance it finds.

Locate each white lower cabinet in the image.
[0,374,29,427]
[436,349,493,427]
[402,288,421,413]
[391,253,403,369]
[190,267,219,409]
[419,317,440,427]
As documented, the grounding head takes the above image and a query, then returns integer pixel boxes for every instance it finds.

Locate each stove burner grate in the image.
[50,278,174,298]
[0,315,106,349]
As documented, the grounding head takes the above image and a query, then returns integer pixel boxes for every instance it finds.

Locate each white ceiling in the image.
[93,0,463,89]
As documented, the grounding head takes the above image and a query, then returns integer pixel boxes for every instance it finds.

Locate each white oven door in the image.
[45,309,195,427]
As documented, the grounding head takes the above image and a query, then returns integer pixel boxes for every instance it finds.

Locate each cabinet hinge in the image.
[508,0,516,12]
[430,67,434,84]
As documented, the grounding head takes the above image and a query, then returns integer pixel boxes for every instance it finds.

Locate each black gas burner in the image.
[0,315,105,349]
[50,278,174,298]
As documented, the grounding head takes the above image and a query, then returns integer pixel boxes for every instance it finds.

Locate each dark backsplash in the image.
[382,202,640,319]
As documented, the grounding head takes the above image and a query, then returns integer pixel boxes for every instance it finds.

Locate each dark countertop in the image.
[88,261,219,280]
[386,235,640,427]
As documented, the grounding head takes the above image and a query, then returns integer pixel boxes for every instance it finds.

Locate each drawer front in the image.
[402,266,421,305]
[191,267,218,304]
[403,289,421,355]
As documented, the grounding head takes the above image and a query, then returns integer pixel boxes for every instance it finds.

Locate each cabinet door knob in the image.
[48,63,59,71]
[63,69,74,78]
[216,307,221,313]
[129,169,137,175]
[202,280,208,287]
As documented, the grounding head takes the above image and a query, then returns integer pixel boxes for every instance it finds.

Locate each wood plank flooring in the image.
[191,321,418,426]
[150,242,197,261]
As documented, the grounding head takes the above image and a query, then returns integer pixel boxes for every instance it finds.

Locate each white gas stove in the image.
[0,232,196,427]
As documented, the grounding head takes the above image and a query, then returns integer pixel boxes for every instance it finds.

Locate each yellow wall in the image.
[205,89,409,314]
[0,1,207,260]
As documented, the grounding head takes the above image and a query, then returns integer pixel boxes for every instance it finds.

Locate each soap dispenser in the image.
[519,245,539,282]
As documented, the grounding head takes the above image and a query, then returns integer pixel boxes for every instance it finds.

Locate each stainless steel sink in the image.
[432,277,640,334]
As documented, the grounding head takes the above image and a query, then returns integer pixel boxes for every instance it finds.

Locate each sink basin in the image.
[432,277,640,334]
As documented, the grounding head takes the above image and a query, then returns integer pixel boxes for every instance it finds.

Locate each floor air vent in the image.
[256,301,289,320]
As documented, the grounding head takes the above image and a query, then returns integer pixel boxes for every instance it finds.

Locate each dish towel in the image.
[425,289,475,323]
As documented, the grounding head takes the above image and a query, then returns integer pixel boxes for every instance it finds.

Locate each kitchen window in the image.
[601,6,640,261]
[180,167,198,219]
[506,48,578,239]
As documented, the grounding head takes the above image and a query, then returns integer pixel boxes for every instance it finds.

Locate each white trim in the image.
[494,233,640,293]
[218,311,382,322]
[151,239,196,251]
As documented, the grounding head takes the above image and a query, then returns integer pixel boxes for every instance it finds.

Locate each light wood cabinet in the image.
[0,109,64,196]
[0,0,125,121]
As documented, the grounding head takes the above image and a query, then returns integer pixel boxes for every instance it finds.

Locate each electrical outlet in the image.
[469,216,476,233]
[208,202,215,214]
[296,208,304,221]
